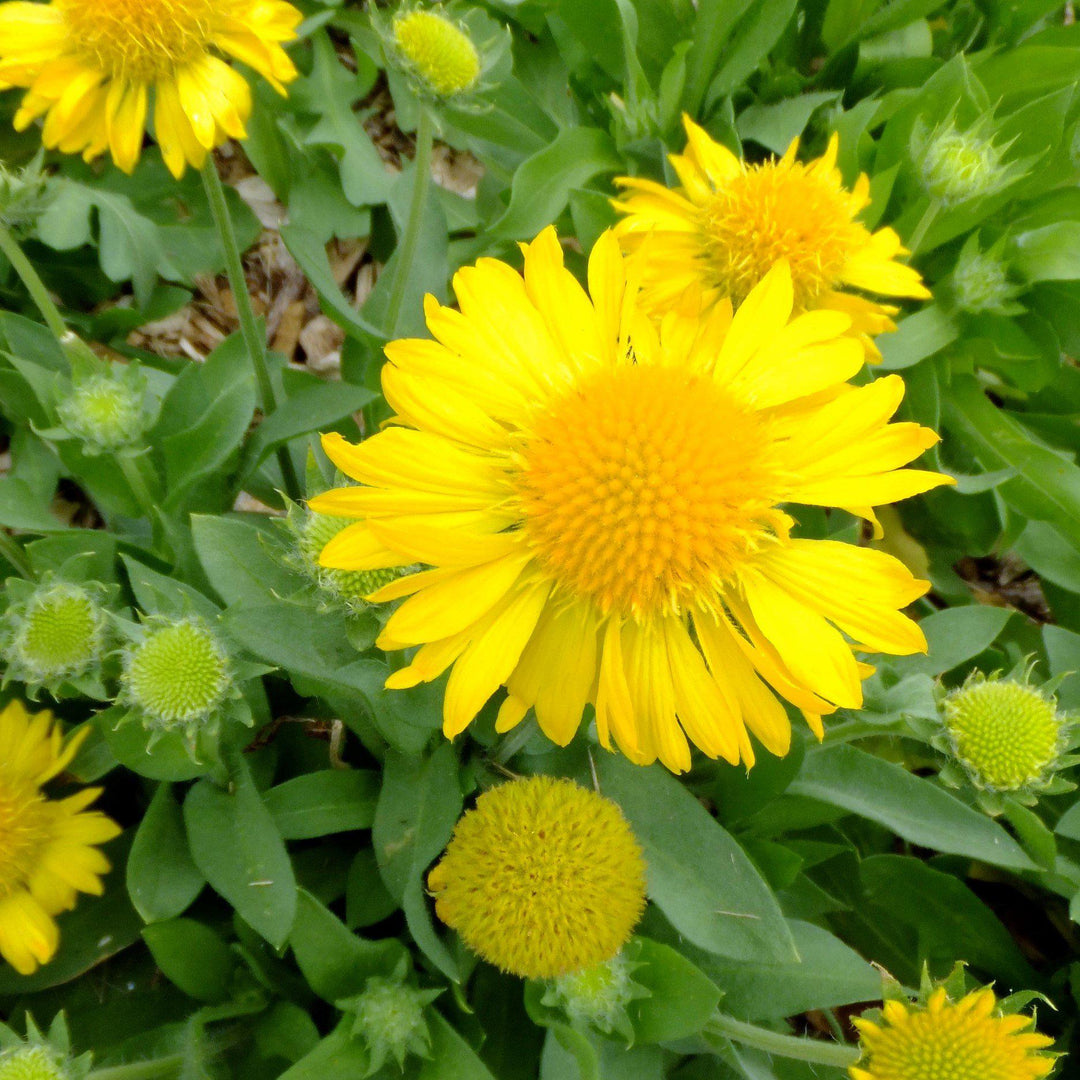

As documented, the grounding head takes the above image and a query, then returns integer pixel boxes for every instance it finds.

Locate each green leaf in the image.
[0,477,64,532]
[1012,223,1080,282]
[277,1022,369,1080]
[191,514,303,608]
[878,305,960,371]
[373,745,463,980]
[736,92,841,154]
[789,744,1036,870]
[141,918,235,1003]
[628,937,722,1043]
[902,605,1012,676]
[183,752,298,948]
[289,888,406,1001]
[127,783,206,923]
[265,770,380,840]
[490,128,622,239]
[596,754,797,963]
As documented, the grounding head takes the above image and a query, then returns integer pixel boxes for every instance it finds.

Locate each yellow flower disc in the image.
[944,679,1061,791]
[613,116,930,357]
[0,0,302,176]
[0,701,120,975]
[852,987,1055,1080]
[428,776,646,979]
[393,10,480,97]
[313,227,952,771]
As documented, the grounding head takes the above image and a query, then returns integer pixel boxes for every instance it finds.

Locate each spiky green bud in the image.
[0,1048,68,1080]
[951,235,1024,316]
[120,618,230,733]
[56,370,149,455]
[543,952,649,1040]
[912,116,1019,208]
[338,975,440,1076]
[0,156,51,234]
[297,511,398,610]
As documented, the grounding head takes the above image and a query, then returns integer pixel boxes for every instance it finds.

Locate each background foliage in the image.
[2,0,1080,1077]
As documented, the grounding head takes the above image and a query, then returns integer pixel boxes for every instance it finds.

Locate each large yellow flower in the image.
[0,0,301,177]
[852,986,1056,1080]
[0,701,120,975]
[613,117,930,358]
[312,228,952,772]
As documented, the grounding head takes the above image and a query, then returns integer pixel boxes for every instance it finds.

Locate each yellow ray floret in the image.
[0,0,301,177]
[313,226,953,773]
[613,115,930,358]
[851,986,1056,1080]
[0,701,121,975]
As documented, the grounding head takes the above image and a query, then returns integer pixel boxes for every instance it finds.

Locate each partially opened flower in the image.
[0,701,120,975]
[852,982,1056,1080]
[312,227,952,771]
[613,116,930,358]
[0,0,302,177]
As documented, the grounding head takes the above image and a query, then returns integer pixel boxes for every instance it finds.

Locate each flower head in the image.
[338,968,440,1077]
[55,369,150,455]
[120,617,230,735]
[313,227,952,771]
[0,701,120,974]
[428,776,646,979]
[613,117,930,358]
[392,8,480,98]
[852,984,1056,1080]
[0,580,109,693]
[0,0,302,177]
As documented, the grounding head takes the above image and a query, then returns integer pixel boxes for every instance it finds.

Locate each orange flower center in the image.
[0,772,52,900]
[59,0,221,80]
[516,364,784,617]
[701,160,865,308]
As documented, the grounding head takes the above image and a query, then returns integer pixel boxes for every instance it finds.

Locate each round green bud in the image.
[0,1047,68,1080]
[952,245,1019,315]
[0,159,50,234]
[944,676,1062,791]
[393,10,481,98]
[300,511,398,609]
[920,125,1006,207]
[341,978,435,1075]
[57,373,147,454]
[4,583,106,684]
[122,619,230,730]
[548,953,644,1035]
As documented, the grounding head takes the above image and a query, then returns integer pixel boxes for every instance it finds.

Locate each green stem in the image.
[0,220,68,341]
[118,453,157,521]
[706,1013,861,1068]
[0,529,33,579]
[907,199,941,256]
[200,158,301,501]
[87,1054,186,1080]
[384,106,435,338]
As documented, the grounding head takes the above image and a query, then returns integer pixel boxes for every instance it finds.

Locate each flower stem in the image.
[0,529,33,579]
[0,220,68,341]
[907,200,941,256]
[383,105,435,338]
[200,157,301,501]
[706,1013,861,1068]
[87,1054,186,1080]
[118,453,157,520]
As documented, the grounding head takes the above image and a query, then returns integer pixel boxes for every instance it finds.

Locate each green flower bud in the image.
[298,511,398,610]
[56,370,149,455]
[0,1048,68,1080]
[121,618,230,732]
[0,156,51,235]
[912,117,1016,208]
[543,951,648,1040]
[338,975,440,1076]
[951,235,1023,316]
[392,9,480,98]
[3,582,107,684]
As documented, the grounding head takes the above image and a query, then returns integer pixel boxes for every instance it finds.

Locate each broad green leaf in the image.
[597,754,797,962]
[0,477,64,532]
[1012,223,1080,283]
[127,783,205,923]
[184,751,297,948]
[142,918,234,1003]
[736,92,841,154]
[903,605,1012,676]
[790,745,1036,870]
[878,305,960,370]
[265,770,380,840]
[191,514,304,608]
[629,938,722,1043]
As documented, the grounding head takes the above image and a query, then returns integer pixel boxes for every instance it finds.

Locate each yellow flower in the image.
[392,9,480,98]
[613,116,930,358]
[852,986,1056,1080]
[0,701,120,975]
[0,0,302,177]
[428,776,646,979]
[312,227,952,772]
